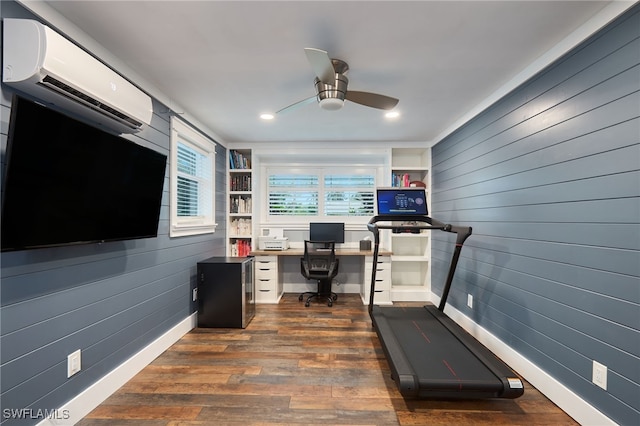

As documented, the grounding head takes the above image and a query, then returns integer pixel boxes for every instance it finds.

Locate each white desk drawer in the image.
[256,278,277,292]
[366,255,391,264]
[366,262,391,276]
[362,289,391,305]
[370,277,391,291]
[368,263,391,274]
[256,288,275,302]
[255,268,277,280]
[255,262,277,271]
[366,256,391,273]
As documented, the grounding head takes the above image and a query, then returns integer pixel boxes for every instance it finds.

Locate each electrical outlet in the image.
[67,349,81,378]
[592,360,607,390]
[467,294,473,309]
[192,288,198,302]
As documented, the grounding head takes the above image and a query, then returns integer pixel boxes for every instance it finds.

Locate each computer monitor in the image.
[309,222,345,244]
[377,187,428,216]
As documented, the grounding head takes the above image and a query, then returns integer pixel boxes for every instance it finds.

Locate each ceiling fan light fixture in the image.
[319,97,344,111]
[275,48,399,115]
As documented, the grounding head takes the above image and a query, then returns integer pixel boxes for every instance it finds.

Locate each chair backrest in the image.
[303,240,336,276]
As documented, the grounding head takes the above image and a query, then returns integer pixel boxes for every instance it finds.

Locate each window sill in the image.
[170,223,217,238]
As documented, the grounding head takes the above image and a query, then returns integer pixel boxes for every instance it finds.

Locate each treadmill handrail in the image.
[366,215,472,315]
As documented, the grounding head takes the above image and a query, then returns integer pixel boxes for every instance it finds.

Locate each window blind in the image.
[177,142,212,218]
[267,170,374,218]
[324,174,375,216]
[268,174,319,216]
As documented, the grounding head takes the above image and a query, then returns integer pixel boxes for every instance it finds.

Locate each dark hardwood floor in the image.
[78,293,577,425]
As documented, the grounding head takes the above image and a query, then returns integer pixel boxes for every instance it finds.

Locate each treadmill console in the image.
[376,187,428,216]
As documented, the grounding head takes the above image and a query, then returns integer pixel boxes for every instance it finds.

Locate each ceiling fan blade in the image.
[345,91,399,110]
[275,95,317,115]
[304,48,336,84]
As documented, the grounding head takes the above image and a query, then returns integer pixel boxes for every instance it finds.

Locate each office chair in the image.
[299,240,339,307]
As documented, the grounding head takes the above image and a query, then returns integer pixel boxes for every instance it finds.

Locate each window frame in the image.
[263,165,378,225]
[170,116,217,237]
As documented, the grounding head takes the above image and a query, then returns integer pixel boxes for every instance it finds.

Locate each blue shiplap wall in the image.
[431,5,639,425]
[0,3,227,424]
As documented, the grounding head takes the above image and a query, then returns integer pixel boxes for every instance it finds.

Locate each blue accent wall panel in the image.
[431,5,639,425]
[0,3,227,423]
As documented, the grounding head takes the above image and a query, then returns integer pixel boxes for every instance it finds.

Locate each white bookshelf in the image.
[228,149,253,257]
[389,148,431,301]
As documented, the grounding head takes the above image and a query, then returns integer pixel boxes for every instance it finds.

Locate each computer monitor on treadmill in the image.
[377,187,428,216]
[309,222,345,247]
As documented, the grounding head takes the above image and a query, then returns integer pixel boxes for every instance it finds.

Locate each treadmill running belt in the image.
[372,305,524,399]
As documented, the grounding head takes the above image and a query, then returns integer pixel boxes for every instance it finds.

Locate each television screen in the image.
[1,96,167,252]
[376,188,428,216]
[309,222,345,243]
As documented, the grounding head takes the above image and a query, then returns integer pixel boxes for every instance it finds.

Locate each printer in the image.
[258,236,290,251]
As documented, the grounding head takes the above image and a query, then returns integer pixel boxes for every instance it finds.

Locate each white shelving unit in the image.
[389,148,431,301]
[228,149,253,257]
[391,148,429,188]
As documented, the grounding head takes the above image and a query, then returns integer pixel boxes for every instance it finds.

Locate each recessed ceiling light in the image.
[260,113,274,120]
[385,111,400,119]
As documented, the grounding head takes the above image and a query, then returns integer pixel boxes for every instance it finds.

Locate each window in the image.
[268,174,319,216]
[170,117,216,237]
[324,174,375,216]
[266,167,375,221]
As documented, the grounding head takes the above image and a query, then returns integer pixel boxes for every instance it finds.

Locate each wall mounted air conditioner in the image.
[2,19,152,134]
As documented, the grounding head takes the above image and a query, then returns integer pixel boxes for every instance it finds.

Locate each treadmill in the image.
[367,188,524,399]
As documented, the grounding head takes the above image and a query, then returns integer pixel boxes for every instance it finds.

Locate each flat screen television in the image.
[1,96,167,252]
[376,187,428,216]
[309,222,345,244]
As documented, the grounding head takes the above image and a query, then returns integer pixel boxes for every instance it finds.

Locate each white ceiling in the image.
[38,1,623,145]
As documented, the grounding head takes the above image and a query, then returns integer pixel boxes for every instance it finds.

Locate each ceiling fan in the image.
[275,48,399,115]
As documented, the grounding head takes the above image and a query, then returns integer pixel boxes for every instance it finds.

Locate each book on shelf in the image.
[230,196,252,214]
[391,173,426,188]
[392,173,411,187]
[229,150,251,169]
[230,218,251,235]
[230,239,251,257]
[230,174,251,191]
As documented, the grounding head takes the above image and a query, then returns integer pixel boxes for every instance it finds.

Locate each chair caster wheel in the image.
[328,301,333,307]
[332,295,338,301]
[305,301,310,307]
[298,295,303,301]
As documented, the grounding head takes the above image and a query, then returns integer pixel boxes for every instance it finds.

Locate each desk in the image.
[251,248,392,305]
[252,248,392,257]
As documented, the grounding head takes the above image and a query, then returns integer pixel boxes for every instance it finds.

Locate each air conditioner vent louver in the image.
[40,76,143,128]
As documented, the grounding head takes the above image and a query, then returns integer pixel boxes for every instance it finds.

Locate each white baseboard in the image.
[433,294,614,426]
[40,313,197,426]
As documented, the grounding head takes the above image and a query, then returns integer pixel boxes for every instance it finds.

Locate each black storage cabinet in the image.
[197,256,255,328]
